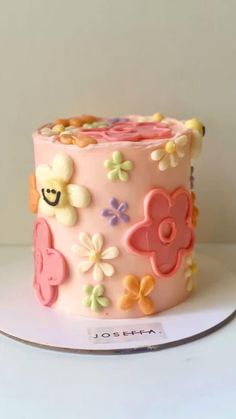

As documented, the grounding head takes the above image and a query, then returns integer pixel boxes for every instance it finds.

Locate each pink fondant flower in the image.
[126,188,195,277]
[33,218,67,306]
[81,121,173,142]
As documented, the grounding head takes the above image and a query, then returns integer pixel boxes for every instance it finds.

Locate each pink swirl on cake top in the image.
[80,121,173,142]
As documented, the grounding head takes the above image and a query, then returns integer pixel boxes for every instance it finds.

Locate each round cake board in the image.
[0,252,235,354]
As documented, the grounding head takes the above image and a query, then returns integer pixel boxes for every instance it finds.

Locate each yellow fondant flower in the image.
[185,118,205,159]
[72,233,119,282]
[185,254,197,292]
[118,274,156,315]
[151,135,188,171]
[36,153,91,226]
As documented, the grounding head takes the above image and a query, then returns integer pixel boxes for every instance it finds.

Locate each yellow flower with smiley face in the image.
[36,153,91,226]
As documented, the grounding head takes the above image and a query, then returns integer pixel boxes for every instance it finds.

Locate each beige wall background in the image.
[0,0,235,244]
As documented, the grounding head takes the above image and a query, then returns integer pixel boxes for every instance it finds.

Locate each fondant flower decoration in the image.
[126,188,195,277]
[101,197,130,226]
[185,253,197,292]
[40,124,77,137]
[191,192,199,227]
[82,121,109,129]
[128,113,164,123]
[29,173,40,213]
[118,274,156,315]
[72,233,119,282]
[33,218,67,306]
[36,153,91,226]
[83,284,110,312]
[151,135,188,171]
[185,118,205,159]
[104,151,133,181]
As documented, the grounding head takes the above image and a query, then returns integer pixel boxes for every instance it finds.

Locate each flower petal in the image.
[93,263,104,282]
[71,244,89,257]
[118,169,129,182]
[78,260,94,272]
[123,275,140,296]
[110,197,119,209]
[36,164,53,183]
[176,145,185,158]
[110,215,119,225]
[158,155,170,171]
[93,284,105,297]
[113,151,123,164]
[104,159,115,169]
[55,205,77,226]
[52,153,74,182]
[108,168,119,181]
[118,202,128,212]
[120,160,133,171]
[79,233,92,250]
[84,284,93,296]
[90,297,102,312]
[169,153,179,167]
[138,295,155,315]
[186,277,194,292]
[100,262,114,277]
[185,268,192,279]
[140,275,155,296]
[97,296,110,308]
[38,197,55,217]
[118,294,136,311]
[102,208,114,217]
[92,233,103,252]
[151,149,165,161]
[82,296,91,307]
[101,246,119,259]
[67,184,91,208]
[175,135,188,146]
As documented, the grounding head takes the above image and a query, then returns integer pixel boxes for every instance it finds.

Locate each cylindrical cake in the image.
[30,114,204,318]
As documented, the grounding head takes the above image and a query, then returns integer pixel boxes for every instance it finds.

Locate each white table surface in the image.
[0,244,235,419]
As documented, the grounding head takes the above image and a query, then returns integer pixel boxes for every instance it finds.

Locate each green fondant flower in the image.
[104,151,133,182]
[83,284,110,312]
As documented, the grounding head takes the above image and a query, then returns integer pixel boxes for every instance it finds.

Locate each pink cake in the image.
[29,113,204,318]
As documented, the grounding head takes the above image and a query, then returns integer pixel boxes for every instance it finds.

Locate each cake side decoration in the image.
[104,151,133,182]
[151,135,188,171]
[118,274,156,315]
[33,218,67,306]
[101,197,130,226]
[29,173,40,213]
[83,284,110,312]
[35,153,91,226]
[184,253,197,292]
[125,188,195,277]
[72,232,119,282]
[191,192,199,227]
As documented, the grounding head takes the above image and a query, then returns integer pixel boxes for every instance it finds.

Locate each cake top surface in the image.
[35,113,198,148]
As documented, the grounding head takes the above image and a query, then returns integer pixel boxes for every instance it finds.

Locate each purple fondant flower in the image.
[102,197,130,226]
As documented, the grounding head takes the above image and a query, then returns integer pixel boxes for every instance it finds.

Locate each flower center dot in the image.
[89,251,101,263]
[165,141,176,154]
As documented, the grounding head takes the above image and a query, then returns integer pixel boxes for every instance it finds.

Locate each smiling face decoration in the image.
[35,153,91,226]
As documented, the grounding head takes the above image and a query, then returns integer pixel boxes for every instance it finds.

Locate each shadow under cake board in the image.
[0,251,235,355]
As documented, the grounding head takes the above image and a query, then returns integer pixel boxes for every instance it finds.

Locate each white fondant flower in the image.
[41,124,78,137]
[72,233,119,282]
[151,135,188,171]
[185,253,197,292]
[36,153,91,226]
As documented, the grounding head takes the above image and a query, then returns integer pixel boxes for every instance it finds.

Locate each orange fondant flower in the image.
[191,192,199,227]
[29,173,40,213]
[118,274,156,315]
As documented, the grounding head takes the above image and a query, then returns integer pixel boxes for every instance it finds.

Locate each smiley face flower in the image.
[36,153,91,226]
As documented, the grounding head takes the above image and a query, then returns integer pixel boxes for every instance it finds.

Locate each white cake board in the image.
[0,252,235,354]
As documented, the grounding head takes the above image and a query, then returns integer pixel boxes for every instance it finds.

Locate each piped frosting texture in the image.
[37,113,191,146]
